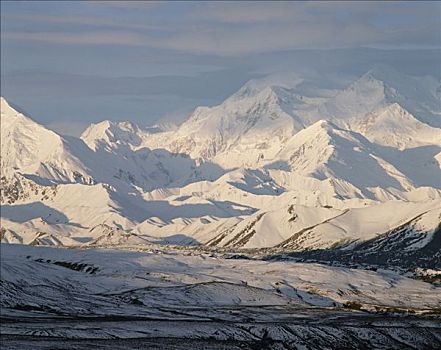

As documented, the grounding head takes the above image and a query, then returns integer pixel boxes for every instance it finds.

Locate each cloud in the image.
[4,14,160,31]
[3,31,145,46]
[191,2,303,23]
[148,20,439,56]
[86,1,162,11]
[1,1,440,55]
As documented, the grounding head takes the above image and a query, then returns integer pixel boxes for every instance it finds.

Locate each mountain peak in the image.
[0,98,84,179]
[1,96,9,106]
[81,120,145,151]
[231,73,303,100]
[1,96,56,137]
[351,103,441,149]
[1,97,27,123]
[310,119,335,130]
[360,65,406,83]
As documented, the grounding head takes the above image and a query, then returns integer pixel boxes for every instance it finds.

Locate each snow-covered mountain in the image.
[78,67,439,169]
[1,68,440,261]
[319,67,441,127]
[1,98,223,192]
[1,97,93,184]
[349,103,441,149]
[134,85,304,168]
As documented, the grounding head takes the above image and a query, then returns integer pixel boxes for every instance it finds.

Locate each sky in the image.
[1,1,440,136]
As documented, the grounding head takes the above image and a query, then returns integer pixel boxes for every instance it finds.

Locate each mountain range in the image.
[1,67,440,265]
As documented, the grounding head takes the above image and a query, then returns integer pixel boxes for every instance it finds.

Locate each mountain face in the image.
[349,103,441,149]
[133,86,303,168]
[1,97,92,184]
[81,120,147,151]
[1,68,440,264]
[319,67,441,127]
[209,200,441,250]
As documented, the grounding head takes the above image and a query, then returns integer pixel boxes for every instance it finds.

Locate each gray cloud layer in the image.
[2,1,440,55]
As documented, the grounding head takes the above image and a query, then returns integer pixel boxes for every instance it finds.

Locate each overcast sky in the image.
[1,1,440,135]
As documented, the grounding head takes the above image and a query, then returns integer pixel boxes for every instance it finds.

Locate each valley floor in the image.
[1,244,440,349]
[2,312,440,350]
